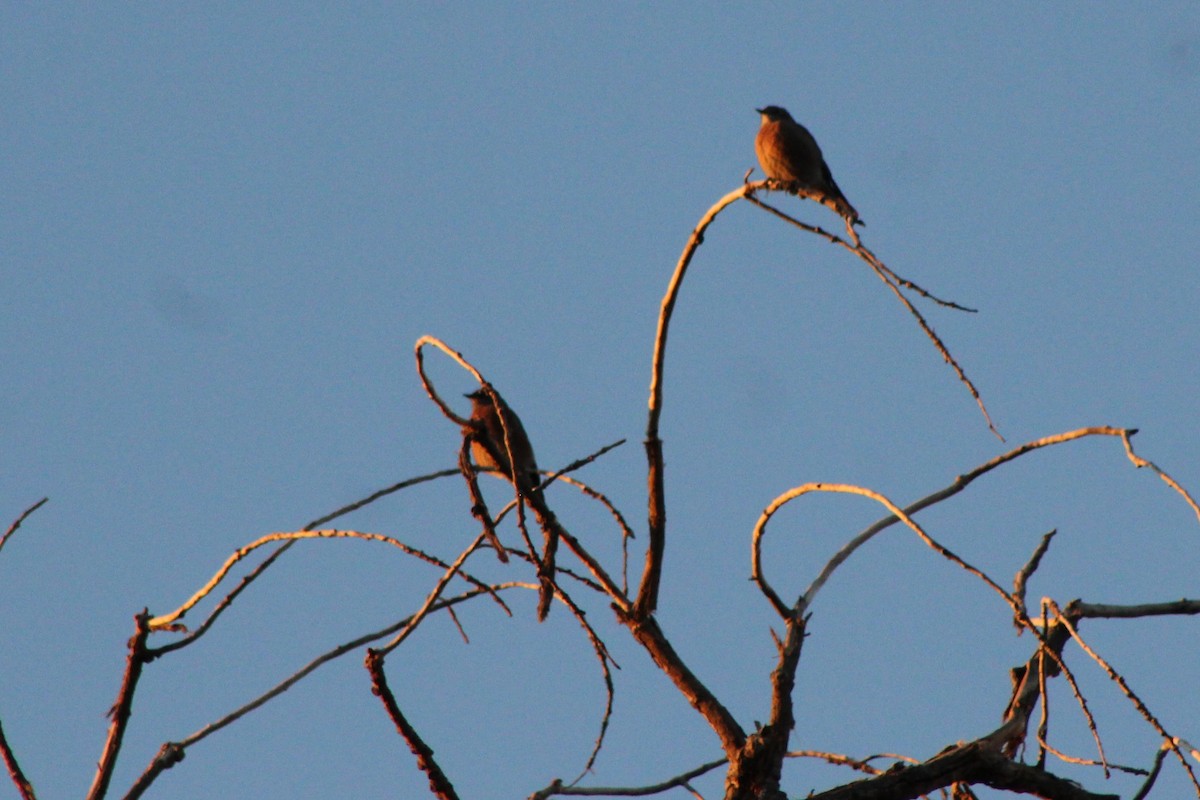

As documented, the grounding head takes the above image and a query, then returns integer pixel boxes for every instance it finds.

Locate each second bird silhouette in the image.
[465,387,560,621]
[755,105,863,227]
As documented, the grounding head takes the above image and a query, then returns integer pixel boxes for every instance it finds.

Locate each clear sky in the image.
[3,5,1199,799]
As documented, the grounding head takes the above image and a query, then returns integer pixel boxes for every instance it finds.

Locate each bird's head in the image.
[756,105,793,123]
[465,388,494,407]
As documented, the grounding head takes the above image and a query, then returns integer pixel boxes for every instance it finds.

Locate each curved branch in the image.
[414,335,484,427]
[0,497,48,557]
[638,183,754,619]
[149,468,464,645]
[751,482,1008,619]
[148,528,508,632]
[125,584,523,797]
[796,427,1138,613]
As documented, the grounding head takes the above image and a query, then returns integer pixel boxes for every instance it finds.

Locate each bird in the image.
[464,387,559,621]
[465,388,540,497]
[755,105,863,227]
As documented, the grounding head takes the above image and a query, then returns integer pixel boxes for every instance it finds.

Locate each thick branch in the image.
[87,611,153,800]
[725,617,806,799]
[366,650,459,800]
[808,740,1117,800]
[619,612,746,758]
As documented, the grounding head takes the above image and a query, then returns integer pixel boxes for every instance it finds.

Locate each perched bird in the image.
[755,105,863,226]
[465,388,540,496]
[464,387,559,621]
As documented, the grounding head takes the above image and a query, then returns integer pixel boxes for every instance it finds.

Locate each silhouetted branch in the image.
[1,497,48,557]
[806,739,1119,800]
[414,335,479,427]
[0,717,35,800]
[531,756,727,798]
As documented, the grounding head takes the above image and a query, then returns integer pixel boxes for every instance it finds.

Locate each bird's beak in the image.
[755,107,765,114]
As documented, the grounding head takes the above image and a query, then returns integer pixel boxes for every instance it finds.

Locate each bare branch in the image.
[531,757,727,798]
[149,528,508,632]
[0,497,48,557]
[458,435,509,562]
[743,191,999,439]
[1120,431,1200,524]
[618,611,746,759]
[125,583,527,797]
[379,531,493,655]
[1132,744,1172,800]
[806,738,1119,800]
[1051,600,1200,793]
[1013,530,1057,631]
[797,427,1144,613]
[0,717,35,800]
[148,467,466,644]
[87,611,152,800]
[366,650,460,800]
[554,584,619,784]
[751,482,1010,618]
[414,335,482,427]
[639,183,755,619]
[303,468,461,530]
[1074,599,1200,619]
[553,472,636,596]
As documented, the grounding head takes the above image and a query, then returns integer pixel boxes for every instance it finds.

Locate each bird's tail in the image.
[832,197,864,227]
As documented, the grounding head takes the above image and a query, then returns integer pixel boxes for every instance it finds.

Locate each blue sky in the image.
[3,5,1199,799]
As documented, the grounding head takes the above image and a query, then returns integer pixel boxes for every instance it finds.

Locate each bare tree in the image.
[3,179,1198,800]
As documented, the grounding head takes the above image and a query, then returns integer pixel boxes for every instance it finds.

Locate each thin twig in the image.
[458,436,509,562]
[553,472,636,597]
[797,427,1137,613]
[745,190,999,439]
[1119,430,1200,524]
[1132,745,1171,800]
[148,467,464,642]
[1051,600,1200,793]
[149,528,509,632]
[531,757,728,798]
[124,582,527,799]
[304,469,461,530]
[1013,529,1057,631]
[379,532,492,655]
[414,335,481,427]
[1036,736,1148,775]
[554,585,619,785]
[0,497,48,557]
